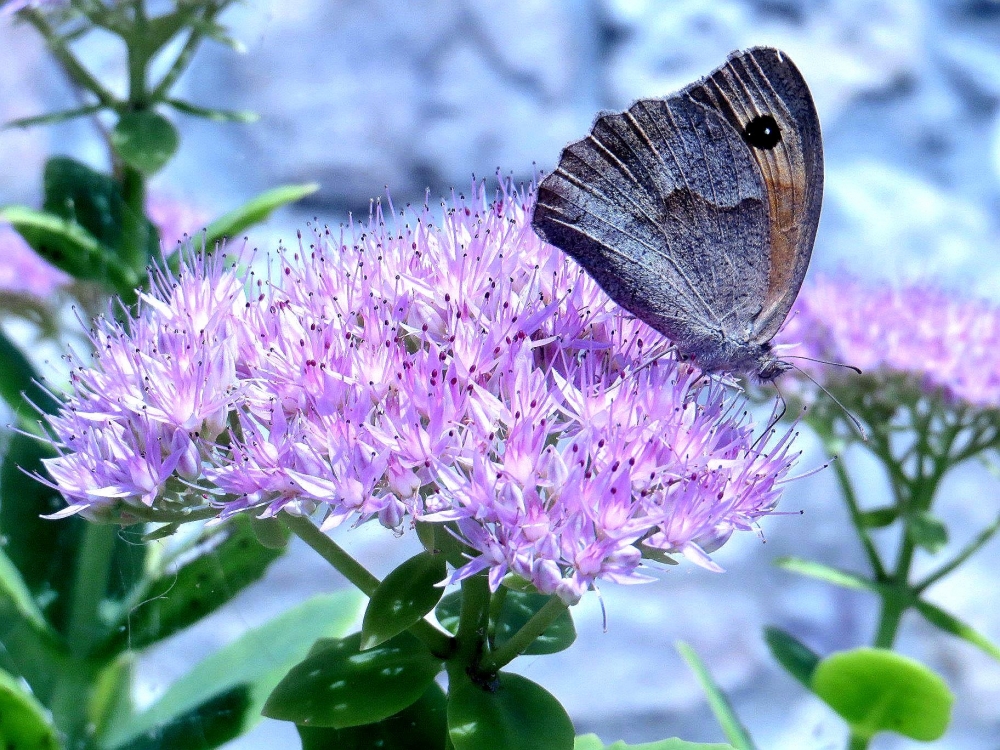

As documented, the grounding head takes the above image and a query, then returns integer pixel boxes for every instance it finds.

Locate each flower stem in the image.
[480,594,568,672]
[281,512,453,657]
[281,513,381,595]
[50,522,117,746]
[848,734,869,750]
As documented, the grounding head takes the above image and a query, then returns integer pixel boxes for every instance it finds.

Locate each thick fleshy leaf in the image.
[676,642,755,750]
[574,736,735,750]
[97,592,362,749]
[0,432,85,633]
[763,627,820,688]
[201,183,319,250]
[858,507,899,529]
[0,329,60,423]
[448,671,574,750]
[263,631,443,729]
[111,111,180,175]
[42,156,158,263]
[811,648,953,741]
[908,512,948,554]
[297,683,448,749]
[361,550,447,649]
[104,687,251,750]
[0,668,59,749]
[0,590,64,705]
[436,590,576,656]
[914,599,1000,661]
[105,517,287,652]
[0,205,138,292]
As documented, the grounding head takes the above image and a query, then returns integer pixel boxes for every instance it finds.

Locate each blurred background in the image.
[2,1,1000,747]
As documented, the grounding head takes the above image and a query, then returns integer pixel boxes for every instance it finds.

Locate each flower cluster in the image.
[778,276,1000,409]
[41,182,801,602]
[0,224,70,296]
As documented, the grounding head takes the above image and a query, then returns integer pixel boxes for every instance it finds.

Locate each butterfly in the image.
[531,47,822,382]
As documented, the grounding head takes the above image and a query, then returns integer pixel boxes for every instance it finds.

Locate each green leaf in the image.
[908,512,948,554]
[249,514,291,550]
[448,671,574,750]
[97,591,362,749]
[573,735,735,750]
[201,183,319,250]
[361,550,447,649]
[0,328,61,423]
[774,557,889,595]
[165,99,259,123]
[263,631,443,729]
[4,103,105,129]
[676,642,756,750]
[42,156,155,259]
[858,506,899,529]
[436,590,576,656]
[111,111,180,175]
[106,686,252,750]
[0,546,47,630]
[106,517,286,652]
[297,683,448,750]
[0,432,85,634]
[0,668,60,750]
[0,587,65,705]
[811,648,953,741]
[763,627,820,688]
[0,205,139,292]
[914,599,1000,661]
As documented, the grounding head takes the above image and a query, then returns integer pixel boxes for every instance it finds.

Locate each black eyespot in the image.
[742,114,781,150]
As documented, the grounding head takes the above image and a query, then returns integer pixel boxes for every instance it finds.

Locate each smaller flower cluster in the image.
[779,276,1000,410]
[42,181,801,602]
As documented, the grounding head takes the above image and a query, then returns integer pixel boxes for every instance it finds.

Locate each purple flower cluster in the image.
[778,276,1000,409]
[0,224,70,297]
[42,182,801,602]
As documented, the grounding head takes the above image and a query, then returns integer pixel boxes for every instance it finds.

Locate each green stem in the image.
[455,573,491,666]
[915,514,1000,594]
[281,513,453,657]
[25,11,117,107]
[831,455,886,580]
[149,1,227,102]
[480,595,568,673]
[50,522,117,746]
[119,165,148,275]
[848,734,869,750]
[281,513,380,595]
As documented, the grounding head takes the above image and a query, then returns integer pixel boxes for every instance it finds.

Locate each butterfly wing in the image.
[532,92,771,355]
[684,47,823,342]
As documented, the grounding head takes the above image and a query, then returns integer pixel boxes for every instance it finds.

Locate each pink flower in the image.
[778,276,1000,409]
[42,181,803,602]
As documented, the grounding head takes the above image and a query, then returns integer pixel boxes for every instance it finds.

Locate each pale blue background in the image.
[2,1,999,747]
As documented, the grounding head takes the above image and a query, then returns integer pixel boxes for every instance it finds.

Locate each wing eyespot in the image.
[742,114,781,150]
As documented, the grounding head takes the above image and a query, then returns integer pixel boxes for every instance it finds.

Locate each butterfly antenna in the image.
[752,383,788,452]
[783,354,862,375]
[787,362,868,441]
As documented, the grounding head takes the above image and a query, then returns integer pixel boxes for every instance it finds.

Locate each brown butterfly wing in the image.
[684,46,823,342]
[531,93,771,356]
